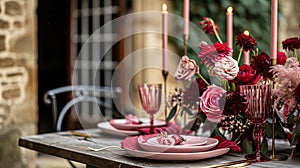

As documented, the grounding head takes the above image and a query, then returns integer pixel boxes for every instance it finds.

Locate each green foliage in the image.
[166,104,178,123]
[172,0,274,56]
[241,138,253,154]
[261,138,268,155]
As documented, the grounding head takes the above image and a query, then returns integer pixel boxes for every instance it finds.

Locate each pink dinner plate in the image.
[138,136,218,153]
[109,118,166,130]
[123,146,230,161]
[97,122,140,136]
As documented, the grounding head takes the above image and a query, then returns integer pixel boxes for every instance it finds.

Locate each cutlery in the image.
[88,146,123,152]
[68,130,92,138]
[203,159,253,168]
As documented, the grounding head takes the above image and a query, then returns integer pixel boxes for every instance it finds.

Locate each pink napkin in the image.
[121,134,157,150]
[212,136,241,152]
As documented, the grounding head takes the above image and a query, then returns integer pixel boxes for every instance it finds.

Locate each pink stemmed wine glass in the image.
[138,83,162,134]
[238,84,272,162]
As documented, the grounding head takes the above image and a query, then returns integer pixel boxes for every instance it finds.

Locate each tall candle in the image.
[243,30,250,65]
[183,0,190,36]
[226,7,233,49]
[270,0,278,65]
[162,3,168,70]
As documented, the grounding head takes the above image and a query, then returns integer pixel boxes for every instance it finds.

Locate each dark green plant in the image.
[172,0,274,57]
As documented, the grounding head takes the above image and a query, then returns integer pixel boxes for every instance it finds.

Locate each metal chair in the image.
[43,85,122,131]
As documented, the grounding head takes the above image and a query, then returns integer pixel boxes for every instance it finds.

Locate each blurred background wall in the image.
[0,0,300,167]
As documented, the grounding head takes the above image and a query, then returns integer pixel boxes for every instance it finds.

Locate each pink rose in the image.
[200,85,226,122]
[213,56,239,80]
[174,56,199,81]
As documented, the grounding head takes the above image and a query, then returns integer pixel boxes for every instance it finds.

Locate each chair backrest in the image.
[43,85,121,131]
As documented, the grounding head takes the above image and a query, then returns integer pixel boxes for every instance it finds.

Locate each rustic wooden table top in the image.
[19,129,300,168]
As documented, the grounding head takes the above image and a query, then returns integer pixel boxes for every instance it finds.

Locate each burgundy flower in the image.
[251,52,272,80]
[196,77,208,94]
[182,77,208,106]
[199,17,219,36]
[236,33,257,52]
[232,64,261,85]
[277,51,287,65]
[294,82,300,103]
[282,37,300,51]
[219,91,248,116]
[198,42,232,67]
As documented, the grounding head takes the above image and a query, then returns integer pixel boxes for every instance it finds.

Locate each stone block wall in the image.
[279,0,300,54]
[0,0,37,168]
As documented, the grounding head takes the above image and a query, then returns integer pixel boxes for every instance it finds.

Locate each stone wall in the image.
[279,0,300,53]
[0,0,37,168]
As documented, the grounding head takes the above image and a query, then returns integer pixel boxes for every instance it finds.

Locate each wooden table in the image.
[19,129,300,168]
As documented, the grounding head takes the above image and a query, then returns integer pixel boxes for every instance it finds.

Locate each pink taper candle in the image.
[270,0,278,65]
[226,7,233,49]
[162,3,168,70]
[183,0,190,36]
[243,30,250,65]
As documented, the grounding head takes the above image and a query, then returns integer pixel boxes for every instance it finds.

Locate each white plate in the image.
[123,146,230,161]
[97,122,140,136]
[138,136,217,153]
[109,118,166,130]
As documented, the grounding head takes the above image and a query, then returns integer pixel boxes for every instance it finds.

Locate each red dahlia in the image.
[282,37,300,51]
[236,33,257,52]
[199,17,219,36]
[251,52,272,80]
[198,42,232,67]
[219,91,248,116]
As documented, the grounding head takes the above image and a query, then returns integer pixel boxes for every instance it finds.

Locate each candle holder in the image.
[162,69,168,124]
[270,109,289,161]
[270,77,288,161]
[183,35,189,56]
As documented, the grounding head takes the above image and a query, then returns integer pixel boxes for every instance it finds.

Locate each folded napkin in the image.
[121,134,157,150]
[212,136,241,152]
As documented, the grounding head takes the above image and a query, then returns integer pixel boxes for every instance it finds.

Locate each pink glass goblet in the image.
[138,83,162,134]
[238,84,272,162]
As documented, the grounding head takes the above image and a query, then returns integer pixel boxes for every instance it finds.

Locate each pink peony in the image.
[213,56,239,80]
[174,56,199,81]
[200,85,226,122]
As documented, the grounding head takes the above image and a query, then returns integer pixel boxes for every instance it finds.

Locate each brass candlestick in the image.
[270,59,288,161]
[183,35,189,56]
[162,70,168,124]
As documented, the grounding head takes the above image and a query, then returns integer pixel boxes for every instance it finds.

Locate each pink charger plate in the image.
[109,118,166,130]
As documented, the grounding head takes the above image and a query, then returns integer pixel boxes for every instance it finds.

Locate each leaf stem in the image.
[197,73,210,86]
[294,49,298,61]
[237,47,243,65]
[209,18,223,44]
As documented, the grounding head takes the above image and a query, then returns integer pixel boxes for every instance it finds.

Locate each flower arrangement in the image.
[270,36,300,145]
[166,17,294,153]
